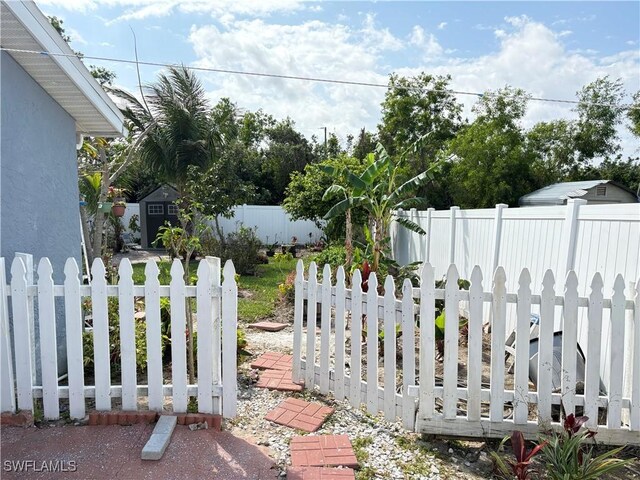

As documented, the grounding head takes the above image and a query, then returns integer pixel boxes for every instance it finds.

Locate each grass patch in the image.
[237,256,299,322]
[130,260,199,284]
[395,433,435,477]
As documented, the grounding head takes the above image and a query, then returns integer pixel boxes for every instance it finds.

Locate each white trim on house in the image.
[1,1,125,137]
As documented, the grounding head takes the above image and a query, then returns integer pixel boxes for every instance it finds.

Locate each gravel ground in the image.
[231,333,494,480]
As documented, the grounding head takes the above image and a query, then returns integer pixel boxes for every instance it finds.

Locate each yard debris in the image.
[188,421,209,431]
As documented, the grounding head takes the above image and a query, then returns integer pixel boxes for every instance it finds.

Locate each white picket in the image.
[63,259,85,419]
[0,258,16,413]
[538,270,555,423]
[607,275,626,428]
[467,266,483,421]
[292,260,304,383]
[11,258,33,411]
[514,268,531,424]
[144,261,163,411]
[170,260,187,412]
[319,264,332,395]
[383,275,396,421]
[222,260,238,418]
[118,259,137,411]
[334,266,346,401]
[37,259,59,419]
[443,264,459,419]
[585,273,604,427]
[197,260,213,414]
[350,269,363,408]
[366,273,379,414]
[632,279,640,431]
[91,259,110,411]
[305,262,318,388]
[561,271,579,417]
[419,263,435,420]
[401,278,416,429]
[489,267,507,422]
[207,257,222,415]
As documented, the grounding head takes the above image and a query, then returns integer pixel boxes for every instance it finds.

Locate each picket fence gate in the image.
[292,261,640,445]
[0,255,238,420]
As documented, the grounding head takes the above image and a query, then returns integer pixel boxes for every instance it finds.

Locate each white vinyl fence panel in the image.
[1,255,238,419]
[292,260,640,445]
[393,201,640,388]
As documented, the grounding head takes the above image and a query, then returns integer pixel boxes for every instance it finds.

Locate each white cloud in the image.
[66,27,88,45]
[437,22,447,30]
[409,26,443,59]
[557,30,572,38]
[99,41,114,47]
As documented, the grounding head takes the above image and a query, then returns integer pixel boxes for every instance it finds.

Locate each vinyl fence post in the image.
[491,204,508,273]
[558,199,586,275]
[0,258,16,413]
[448,206,459,266]
[15,253,36,385]
[425,208,434,264]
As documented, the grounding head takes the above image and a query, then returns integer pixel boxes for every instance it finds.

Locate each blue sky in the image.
[38,0,640,155]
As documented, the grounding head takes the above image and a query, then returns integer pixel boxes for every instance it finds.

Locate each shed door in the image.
[146,202,179,248]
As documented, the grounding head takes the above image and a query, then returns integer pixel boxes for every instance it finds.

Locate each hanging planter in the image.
[111,203,126,217]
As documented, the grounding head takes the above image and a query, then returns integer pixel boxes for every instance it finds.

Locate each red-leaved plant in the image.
[491,431,547,480]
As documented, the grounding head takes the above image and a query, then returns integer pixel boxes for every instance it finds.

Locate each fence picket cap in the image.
[489,266,507,422]
[221,259,238,418]
[64,258,85,419]
[537,269,556,424]
[584,272,604,427]
[293,260,305,383]
[383,274,397,421]
[443,264,460,420]
[366,272,379,414]
[37,258,59,419]
[419,262,435,420]
[515,268,534,423]
[349,269,363,408]
[607,274,626,428]
[169,259,188,413]
[466,265,483,421]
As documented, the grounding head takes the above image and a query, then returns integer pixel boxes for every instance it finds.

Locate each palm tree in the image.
[111,65,221,198]
[323,143,435,272]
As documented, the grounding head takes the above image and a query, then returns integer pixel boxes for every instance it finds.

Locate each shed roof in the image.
[519,180,637,206]
[1,1,125,137]
[139,185,179,203]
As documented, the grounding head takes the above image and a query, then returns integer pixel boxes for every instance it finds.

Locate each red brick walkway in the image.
[290,435,358,468]
[265,398,334,432]
[251,351,293,371]
[257,369,304,392]
[287,466,356,479]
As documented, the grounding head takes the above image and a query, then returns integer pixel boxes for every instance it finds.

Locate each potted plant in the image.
[107,186,126,217]
[265,236,279,257]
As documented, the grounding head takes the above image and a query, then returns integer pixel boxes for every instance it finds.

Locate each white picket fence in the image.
[0,256,238,420]
[292,261,640,445]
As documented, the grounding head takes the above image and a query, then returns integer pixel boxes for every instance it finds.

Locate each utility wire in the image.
[1,46,637,110]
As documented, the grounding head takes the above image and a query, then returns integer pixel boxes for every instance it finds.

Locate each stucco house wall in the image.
[1,51,82,278]
[1,51,82,374]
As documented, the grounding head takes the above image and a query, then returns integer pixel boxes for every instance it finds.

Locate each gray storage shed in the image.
[519,180,638,206]
[139,185,180,248]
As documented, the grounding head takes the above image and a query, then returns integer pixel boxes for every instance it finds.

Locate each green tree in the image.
[574,76,625,161]
[448,87,536,208]
[527,120,578,185]
[628,91,640,138]
[351,128,377,161]
[378,73,463,174]
[323,143,434,272]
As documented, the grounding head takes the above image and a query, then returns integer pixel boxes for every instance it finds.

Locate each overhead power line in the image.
[1,46,637,110]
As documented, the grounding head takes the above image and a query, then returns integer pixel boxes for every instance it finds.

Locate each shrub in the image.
[201,225,262,275]
[312,244,346,268]
[278,271,297,304]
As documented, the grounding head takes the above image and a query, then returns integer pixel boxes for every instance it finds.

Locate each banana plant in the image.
[323,142,436,272]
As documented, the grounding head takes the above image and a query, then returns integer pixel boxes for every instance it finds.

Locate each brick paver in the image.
[290,435,358,468]
[256,369,304,392]
[251,352,293,371]
[265,398,334,432]
[248,322,289,332]
[287,466,355,479]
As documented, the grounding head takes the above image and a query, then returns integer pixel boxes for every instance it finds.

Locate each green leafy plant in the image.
[540,413,631,480]
[491,430,547,480]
